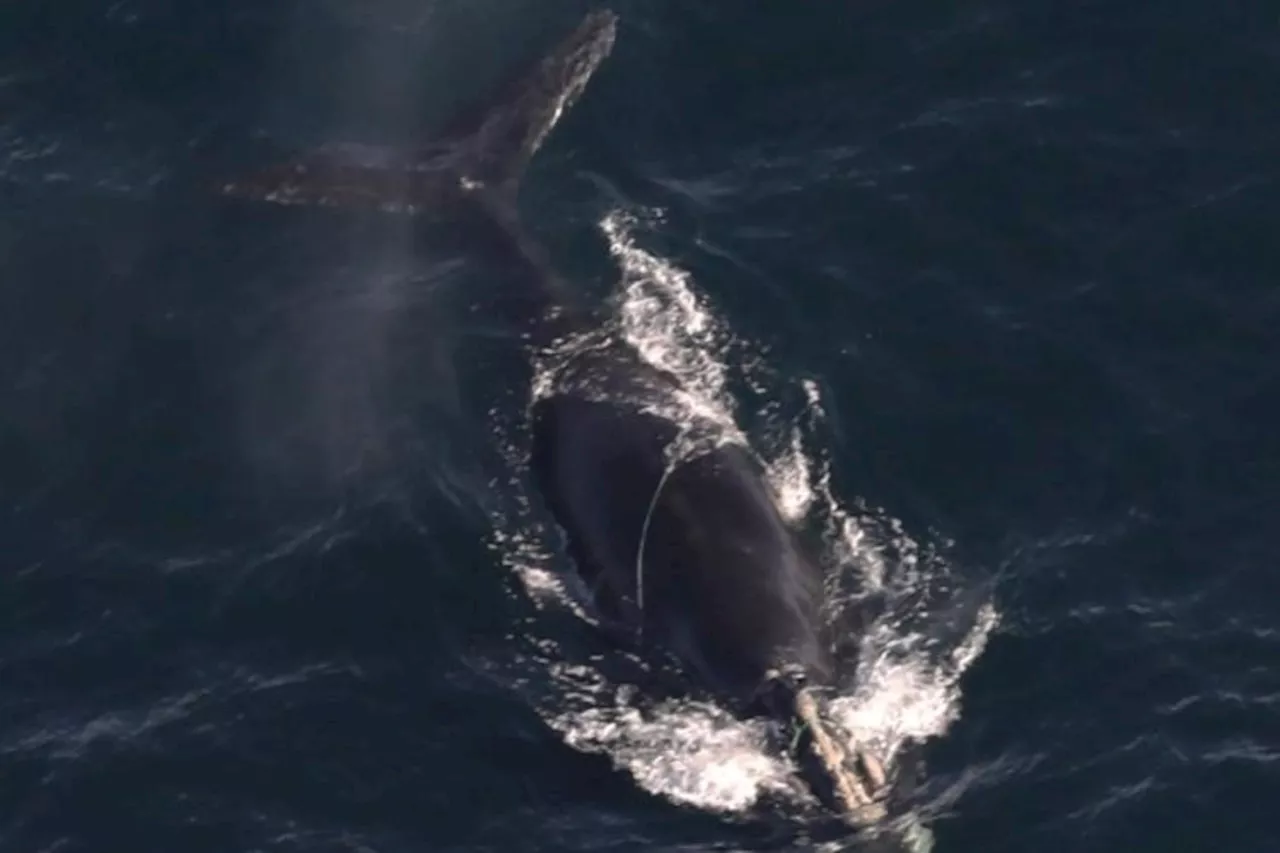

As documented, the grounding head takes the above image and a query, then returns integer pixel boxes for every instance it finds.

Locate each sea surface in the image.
[2,2,1277,852]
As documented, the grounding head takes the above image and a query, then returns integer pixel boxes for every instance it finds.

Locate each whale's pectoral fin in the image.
[217,9,618,214]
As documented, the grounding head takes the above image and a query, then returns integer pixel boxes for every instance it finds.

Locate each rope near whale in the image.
[634,454,678,643]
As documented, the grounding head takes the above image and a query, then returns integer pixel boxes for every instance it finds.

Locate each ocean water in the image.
[2,2,1277,852]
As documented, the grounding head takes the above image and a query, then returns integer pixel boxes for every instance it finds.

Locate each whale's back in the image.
[531,377,830,704]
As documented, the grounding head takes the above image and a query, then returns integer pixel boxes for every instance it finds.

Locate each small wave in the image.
[2,660,353,763]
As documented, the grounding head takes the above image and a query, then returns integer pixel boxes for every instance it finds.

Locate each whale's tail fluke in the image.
[431,9,617,195]
[219,9,618,213]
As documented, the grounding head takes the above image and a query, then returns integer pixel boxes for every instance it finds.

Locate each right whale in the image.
[221,8,895,827]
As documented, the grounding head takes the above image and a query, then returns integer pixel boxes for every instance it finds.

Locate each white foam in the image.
[832,600,999,764]
[552,696,801,813]
[606,209,744,446]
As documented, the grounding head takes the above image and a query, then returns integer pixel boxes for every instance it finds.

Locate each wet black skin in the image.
[530,348,835,713]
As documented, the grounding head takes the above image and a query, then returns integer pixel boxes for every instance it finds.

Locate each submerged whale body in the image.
[222,9,894,827]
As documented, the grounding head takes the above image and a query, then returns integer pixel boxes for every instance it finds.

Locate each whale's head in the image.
[753,667,893,828]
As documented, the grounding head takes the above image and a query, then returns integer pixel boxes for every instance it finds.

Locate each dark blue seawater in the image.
[2,2,1277,852]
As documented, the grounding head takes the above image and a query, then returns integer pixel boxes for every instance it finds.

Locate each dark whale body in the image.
[222,9,892,825]
[532,369,832,708]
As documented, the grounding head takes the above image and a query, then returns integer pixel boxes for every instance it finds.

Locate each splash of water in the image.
[560,691,803,813]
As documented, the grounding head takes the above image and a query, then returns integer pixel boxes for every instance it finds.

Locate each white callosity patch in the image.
[487,206,997,828]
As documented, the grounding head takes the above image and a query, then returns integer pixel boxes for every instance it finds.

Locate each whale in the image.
[220,9,892,825]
